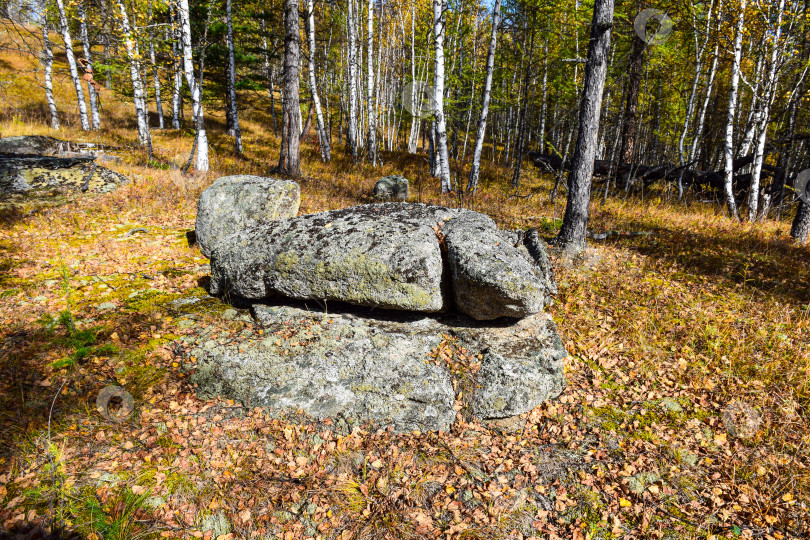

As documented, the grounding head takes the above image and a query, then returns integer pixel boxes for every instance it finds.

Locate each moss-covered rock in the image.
[195,175,301,257]
[0,155,128,194]
[208,203,467,312]
[373,175,409,201]
[186,302,566,432]
[442,213,555,320]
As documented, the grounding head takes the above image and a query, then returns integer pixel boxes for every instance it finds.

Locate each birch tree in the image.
[261,18,278,134]
[467,0,500,193]
[147,0,164,129]
[346,0,359,160]
[722,0,747,220]
[117,0,152,150]
[432,0,451,192]
[305,0,330,161]
[40,15,59,130]
[366,0,377,165]
[170,3,182,129]
[677,0,715,198]
[54,0,90,130]
[178,0,209,171]
[553,0,615,252]
[77,0,100,129]
[748,0,786,221]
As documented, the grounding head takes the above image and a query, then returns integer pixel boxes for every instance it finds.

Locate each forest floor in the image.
[1,33,810,540]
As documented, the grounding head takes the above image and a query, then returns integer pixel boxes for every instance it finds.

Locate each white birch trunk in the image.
[366,0,377,165]
[148,0,164,130]
[117,0,152,150]
[723,0,746,220]
[55,0,90,130]
[41,18,59,130]
[433,0,451,192]
[170,2,182,129]
[306,0,330,161]
[689,3,722,165]
[346,0,359,160]
[178,0,209,170]
[748,0,785,221]
[467,0,500,192]
[407,4,419,153]
[77,0,100,129]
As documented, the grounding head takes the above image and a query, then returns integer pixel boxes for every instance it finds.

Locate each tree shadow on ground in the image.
[599,214,810,305]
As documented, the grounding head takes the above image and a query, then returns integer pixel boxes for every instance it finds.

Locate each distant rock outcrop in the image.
[0,136,129,195]
[373,175,409,201]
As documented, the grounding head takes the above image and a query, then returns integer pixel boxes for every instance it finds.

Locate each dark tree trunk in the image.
[620,34,644,186]
[277,0,301,177]
[791,201,810,244]
[552,0,615,253]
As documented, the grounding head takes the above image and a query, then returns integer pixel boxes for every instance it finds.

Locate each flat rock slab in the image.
[0,135,81,155]
[0,156,129,195]
[209,203,472,312]
[186,303,566,432]
[196,175,301,258]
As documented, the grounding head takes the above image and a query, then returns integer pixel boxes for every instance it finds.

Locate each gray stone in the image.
[373,175,409,201]
[195,175,301,258]
[208,203,472,313]
[442,214,554,320]
[461,312,567,418]
[187,303,566,432]
[199,511,230,538]
[0,155,129,195]
[191,304,456,432]
[0,135,77,155]
[659,397,683,413]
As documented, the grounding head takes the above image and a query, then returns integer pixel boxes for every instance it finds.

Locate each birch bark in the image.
[306,0,330,161]
[467,0,500,192]
[432,0,451,192]
[55,0,90,130]
[117,0,152,150]
[178,0,209,170]
[77,0,100,129]
[723,0,747,220]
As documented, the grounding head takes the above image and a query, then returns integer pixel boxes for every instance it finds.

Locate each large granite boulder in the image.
[373,175,409,201]
[206,202,557,319]
[186,303,566,432]
[441,214,554,320]
[209,204,473,312]
[195,175,301,257]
